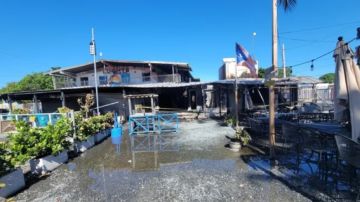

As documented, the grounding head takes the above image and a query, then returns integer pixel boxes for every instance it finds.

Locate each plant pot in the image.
[229,141,242,151]
[30,151,69,175]
[0,168,25,198]
[94,131,107,143]
[75,136,95,153]
[19,160,31,174]
[104,128,110,136]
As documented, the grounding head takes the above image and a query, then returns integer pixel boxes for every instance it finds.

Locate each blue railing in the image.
[0,113,66,127]
[128,113,178,135]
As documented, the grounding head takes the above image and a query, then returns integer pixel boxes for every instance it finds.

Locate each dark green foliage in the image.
[258,68,265,78]
[0,143,13,176]
[277,67,293,78]
[319,73,335,83]
[0,73,53,94]
[257,67,292,78]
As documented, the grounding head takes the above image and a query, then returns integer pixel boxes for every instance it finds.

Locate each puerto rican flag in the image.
[236,43,257,77]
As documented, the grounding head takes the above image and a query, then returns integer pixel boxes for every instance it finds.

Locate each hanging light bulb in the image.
[310,60,314,71]
[357,27,360,39]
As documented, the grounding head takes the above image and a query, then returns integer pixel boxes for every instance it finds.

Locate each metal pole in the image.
[269,0,278,159]
[91,28,100,115]
[282,43,286,79]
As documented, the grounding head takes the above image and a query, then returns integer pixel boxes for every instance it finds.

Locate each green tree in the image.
[277,67,293,78]
[257,67,292,78]
[258,68,266,78]
[319,73,335,83]
[0,72,53,94]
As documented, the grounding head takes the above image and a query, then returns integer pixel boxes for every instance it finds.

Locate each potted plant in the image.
[29,118,71,174]
[74,114,95,153]
[228,127,252,151]
[0,142,25,198]
[8,118,72,175]
[103,112,114,136]
[224,115,235,127]
[92,115,107,143]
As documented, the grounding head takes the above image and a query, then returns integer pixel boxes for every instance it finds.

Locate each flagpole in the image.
[235,60,239,129]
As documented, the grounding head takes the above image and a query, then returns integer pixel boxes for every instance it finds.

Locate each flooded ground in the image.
[15,119,310,201]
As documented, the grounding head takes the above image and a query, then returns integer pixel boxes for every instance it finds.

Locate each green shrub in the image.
[0,142,13,176]
[75,112,114,141]
[235,128,252,146]
[224,116,236,126]
[38,118,72,155]
[12,108,30,114]
[58,107,72,113]
[7,117,72,166]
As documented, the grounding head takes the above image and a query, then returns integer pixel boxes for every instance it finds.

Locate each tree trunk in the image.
[269,0,278,159]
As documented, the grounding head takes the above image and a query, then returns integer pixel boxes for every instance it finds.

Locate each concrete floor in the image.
[14,119,310,202]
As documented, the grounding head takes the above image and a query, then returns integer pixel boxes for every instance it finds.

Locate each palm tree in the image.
[269,0,297,159]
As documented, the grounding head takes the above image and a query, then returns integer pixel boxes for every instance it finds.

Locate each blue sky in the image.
[0,0,359,88]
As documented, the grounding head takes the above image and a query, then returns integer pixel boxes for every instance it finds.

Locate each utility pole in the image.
[282,43,286,79]
[90,28,100,115]
[269,0,278,159]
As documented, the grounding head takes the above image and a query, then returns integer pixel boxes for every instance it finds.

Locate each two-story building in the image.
[0,59,203,117]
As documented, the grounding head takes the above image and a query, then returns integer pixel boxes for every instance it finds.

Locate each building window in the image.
[80,77,89,86]
[99,76,108,85]
[142,72,150,82]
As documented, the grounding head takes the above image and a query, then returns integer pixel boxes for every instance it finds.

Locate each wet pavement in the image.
[15,119,311,202]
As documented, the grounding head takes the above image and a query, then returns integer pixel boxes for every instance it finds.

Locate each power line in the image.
[280,20,360,35]
[287,37,357,69]
[279,35,333,43]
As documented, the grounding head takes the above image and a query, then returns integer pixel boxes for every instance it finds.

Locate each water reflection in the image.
[129,134,179,171]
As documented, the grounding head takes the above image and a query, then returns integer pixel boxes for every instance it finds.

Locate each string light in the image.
[281,28,360,70]
[310,60,314,71]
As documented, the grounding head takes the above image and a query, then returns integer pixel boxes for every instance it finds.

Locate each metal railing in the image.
[53,73,182,89]
[0,113,66,127]
[128,113,178,135]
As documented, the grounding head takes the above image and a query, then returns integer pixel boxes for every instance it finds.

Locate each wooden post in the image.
[172,65,175,82]
[128,98,132,116]
[149,63,152,81]
[7,96,13,114]
[150,97,155,114]
[33,94,39,113]
[61,91,66,107]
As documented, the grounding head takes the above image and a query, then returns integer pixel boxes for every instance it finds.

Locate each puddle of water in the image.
[14,120,309,202]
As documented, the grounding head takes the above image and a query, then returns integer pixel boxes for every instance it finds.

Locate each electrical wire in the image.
[279,20,360,35]
[287,37,357,69]
[279,35,333,43]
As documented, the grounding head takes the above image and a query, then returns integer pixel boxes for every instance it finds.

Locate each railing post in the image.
[49,113,53,125]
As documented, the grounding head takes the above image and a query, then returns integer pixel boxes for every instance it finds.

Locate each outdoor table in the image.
[297,122,344,179]
[298,122,348,136]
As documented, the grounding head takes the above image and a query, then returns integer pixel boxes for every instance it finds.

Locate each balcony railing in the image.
[53,74,182,89]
